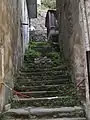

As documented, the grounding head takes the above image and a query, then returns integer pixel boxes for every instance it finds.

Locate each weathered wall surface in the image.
[56,0,90,101]
[0,0,23,110]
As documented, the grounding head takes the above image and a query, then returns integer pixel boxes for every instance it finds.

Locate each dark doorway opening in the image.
[86,51,90,92]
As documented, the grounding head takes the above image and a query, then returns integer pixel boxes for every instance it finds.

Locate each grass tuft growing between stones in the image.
[28,41,50,48]
[24,49,41,62]
[46,51,65,65]
[24,41,52,62]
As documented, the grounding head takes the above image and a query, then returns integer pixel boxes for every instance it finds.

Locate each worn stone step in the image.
[15,78,70,86]
[19,70,69,77]
[23,62,67,68]
[20,69,68,74]
[29,42,50,48]
[30,46,52,54]
[14,84,74,92]
[6,107,85,119]
[16,74,71,81]
[20,65,68,72]
[23,61,67,65]
[33,117,86,120]
[31,46,52,49]
[17,89,75,97]
[12,96,80,108]
[4,118,86,120]
[18,72,69,78]
[20,91,59,97]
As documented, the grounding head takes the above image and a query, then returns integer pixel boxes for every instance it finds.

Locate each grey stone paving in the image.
[30,10,47,42]
[6,106,83,115]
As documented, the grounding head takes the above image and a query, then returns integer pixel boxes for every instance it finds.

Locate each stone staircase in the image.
[4,42,86,120]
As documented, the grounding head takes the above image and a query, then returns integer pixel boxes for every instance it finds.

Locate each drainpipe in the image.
[84,0,90,50]
[0,46,5,110]
[80,0,90,119]
[1,46,4,80]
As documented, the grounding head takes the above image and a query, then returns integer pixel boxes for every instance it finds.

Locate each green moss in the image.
[47,52,60,59]
[46,52,65,65]
[29,41,50,48]
[24,49,41,61]
[28,41,37,48]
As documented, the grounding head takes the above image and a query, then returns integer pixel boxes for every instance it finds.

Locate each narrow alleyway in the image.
[3,41,86,120]
[2,9,86,120]
[3,30,86,120]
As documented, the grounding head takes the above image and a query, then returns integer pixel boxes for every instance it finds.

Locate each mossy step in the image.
[31,46,52,53]
[2,117,86,120]
[23,62,67,67]
[14,84,74,93]
[23,65,68,71]
[30,118,86,120]
[6,107,85,119]
[16,88,76,97]
[29,41,50,47]
[15,79,70,86]
[20,65,68,72]
[12,96,80,108]
[23,65,68,70]
[18,71,69,77]
[19,91,62,98]
[31,46,51,49]
[20,91,59,98]
[21,65,68,73]
[16,74,71,81]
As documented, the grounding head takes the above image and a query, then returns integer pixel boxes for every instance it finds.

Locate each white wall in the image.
[37,0,41,5]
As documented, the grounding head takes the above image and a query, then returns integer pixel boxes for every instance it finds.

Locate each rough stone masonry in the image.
[30,10,47,42]
[56,0,90,119]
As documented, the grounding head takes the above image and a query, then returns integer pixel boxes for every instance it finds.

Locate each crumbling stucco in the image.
[56,0,90,103]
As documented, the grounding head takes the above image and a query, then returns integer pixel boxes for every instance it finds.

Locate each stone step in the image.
[6,107,85,119]
[33,117,86,120]
[12,96,80,108]
[5,117,86,120]
[23,63,67,69]
[20,65,68,72]
[20,91,59,97]
[14,84,74,92]
[31,46,52,49]
[30,46,52,53]
[16,88,75,97]
[19,70,69,77]
[29,41,50,48]
[15,78,70,86]
[16,74,71,81]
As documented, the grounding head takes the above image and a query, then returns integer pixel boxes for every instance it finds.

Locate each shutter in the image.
[26,0,37,19]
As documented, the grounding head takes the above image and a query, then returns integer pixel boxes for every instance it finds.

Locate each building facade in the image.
[56,0,90,118]
[0,0,30,111]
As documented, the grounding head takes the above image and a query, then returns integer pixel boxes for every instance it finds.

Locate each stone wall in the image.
[0,0,23,110]
[30,10,47,42]
[56,0,90,101]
